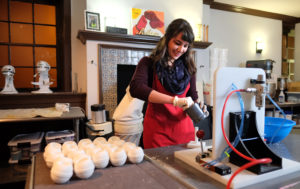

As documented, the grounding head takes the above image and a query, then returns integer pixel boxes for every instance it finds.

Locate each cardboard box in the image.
[288,82,300,92]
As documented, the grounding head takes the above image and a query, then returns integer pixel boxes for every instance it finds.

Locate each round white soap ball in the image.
[50,157,73,184]
[67,149,85,160]
[82,143,96,156]
[73,153,91,165]
[108,136,120,144]
[113,139,125,147]
[45,151,64,168]
[44,142,62,161]
[128,147,144,164]
[122,142,136,155]
[62,141,78,156]
[74,156,95,179]
[78,138,93,150]
[93,137,107,146]
[45,142,62,153]
[107,144,118,157]
[92,148,109,169]
[110,147,127,167]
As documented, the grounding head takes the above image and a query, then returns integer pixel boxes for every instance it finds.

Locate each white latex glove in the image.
[199,101,209,117]
[173,96,194,109]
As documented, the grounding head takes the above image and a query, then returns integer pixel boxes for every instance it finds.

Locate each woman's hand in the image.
[173,96,194,109]
[199,101,209,117]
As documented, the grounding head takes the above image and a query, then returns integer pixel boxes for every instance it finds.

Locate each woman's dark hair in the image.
[150,18,196,75]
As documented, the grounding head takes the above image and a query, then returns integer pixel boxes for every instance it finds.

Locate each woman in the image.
[130,18,207,149]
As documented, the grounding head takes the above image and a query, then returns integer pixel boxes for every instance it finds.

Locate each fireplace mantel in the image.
[77,30,212,49]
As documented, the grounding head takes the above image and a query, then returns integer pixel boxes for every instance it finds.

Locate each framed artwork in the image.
[85,11,100,31]
[132,8,164,37]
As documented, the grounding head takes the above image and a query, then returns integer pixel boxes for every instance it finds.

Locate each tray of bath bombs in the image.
[43,135,144,184]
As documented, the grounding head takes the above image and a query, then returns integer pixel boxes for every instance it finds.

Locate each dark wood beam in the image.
[204,1,299,27]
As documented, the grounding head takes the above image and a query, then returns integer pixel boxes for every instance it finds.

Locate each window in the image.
[0,0,71,92]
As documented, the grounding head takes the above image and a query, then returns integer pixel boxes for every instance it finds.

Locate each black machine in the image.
[246,59,275,79]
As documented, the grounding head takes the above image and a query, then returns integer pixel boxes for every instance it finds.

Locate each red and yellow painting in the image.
[132,8,164,37]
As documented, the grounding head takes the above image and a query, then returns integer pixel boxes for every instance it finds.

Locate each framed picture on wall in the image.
[132,8,164,37]
[85,11,100,31]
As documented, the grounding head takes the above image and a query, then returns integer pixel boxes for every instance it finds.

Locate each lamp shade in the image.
[256,41,264,53]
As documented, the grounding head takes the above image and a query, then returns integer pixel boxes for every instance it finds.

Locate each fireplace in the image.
[117,64,137,104]
[99,45,151,117]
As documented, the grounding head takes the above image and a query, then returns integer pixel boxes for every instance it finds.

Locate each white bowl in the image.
[92,149,109,169]
[110,147,127,167]
[50,157,73,184]
[128,147,144,164]
[74,156,95,179]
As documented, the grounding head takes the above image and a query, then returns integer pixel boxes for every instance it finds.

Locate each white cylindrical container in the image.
[91,104,106,124]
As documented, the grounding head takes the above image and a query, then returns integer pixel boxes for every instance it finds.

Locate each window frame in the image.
[0,0,71,92]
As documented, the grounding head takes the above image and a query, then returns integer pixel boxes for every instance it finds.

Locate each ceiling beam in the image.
[203,0,299,26]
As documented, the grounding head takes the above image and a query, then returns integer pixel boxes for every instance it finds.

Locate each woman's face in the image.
[167,32,189,62]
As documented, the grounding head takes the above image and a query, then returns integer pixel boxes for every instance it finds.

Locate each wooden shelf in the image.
[0,92,86,110]
[77,30,212,49]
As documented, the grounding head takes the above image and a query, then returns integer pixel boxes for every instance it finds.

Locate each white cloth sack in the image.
[113,86,145,134]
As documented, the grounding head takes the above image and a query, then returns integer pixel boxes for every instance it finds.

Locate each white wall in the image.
[86,0,203,35]
[71,0,87,93]
[295,23,300,81]
[209,9,282,80]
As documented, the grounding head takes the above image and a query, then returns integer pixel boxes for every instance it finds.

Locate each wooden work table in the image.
[25,128,300,189]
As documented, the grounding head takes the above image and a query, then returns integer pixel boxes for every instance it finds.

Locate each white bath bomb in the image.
[50,157,73,184]
[110,147,127,167]
[45,142,61,153]
[78,138,93,150]
[108,136,120,144]
[122,142,136,155]
[45,151,64,168]
[72,153,90,165]
[93,137,107,146]
[74,156,95,179]
[92,148,109,169]
[128,147,144,164]
[113,139,125,147]
[62,141,78,156]
[44,142,62,160]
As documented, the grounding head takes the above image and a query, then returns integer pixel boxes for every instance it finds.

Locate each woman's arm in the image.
[148,90,174,104]
[130,57,153,101]
[187,74,199,101]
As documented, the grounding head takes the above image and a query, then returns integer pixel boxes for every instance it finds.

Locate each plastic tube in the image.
[266,94,287,143]
[204,84,247,167]
[222,89,272,189]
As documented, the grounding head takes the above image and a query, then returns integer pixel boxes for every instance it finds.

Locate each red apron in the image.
[143,73,194,149]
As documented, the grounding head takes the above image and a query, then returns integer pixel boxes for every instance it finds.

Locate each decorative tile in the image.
[99,47,151,117]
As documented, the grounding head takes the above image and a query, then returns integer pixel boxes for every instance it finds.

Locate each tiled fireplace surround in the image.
[99,45,152,117]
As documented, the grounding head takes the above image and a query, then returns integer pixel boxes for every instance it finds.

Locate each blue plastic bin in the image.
[264,117,296,143]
